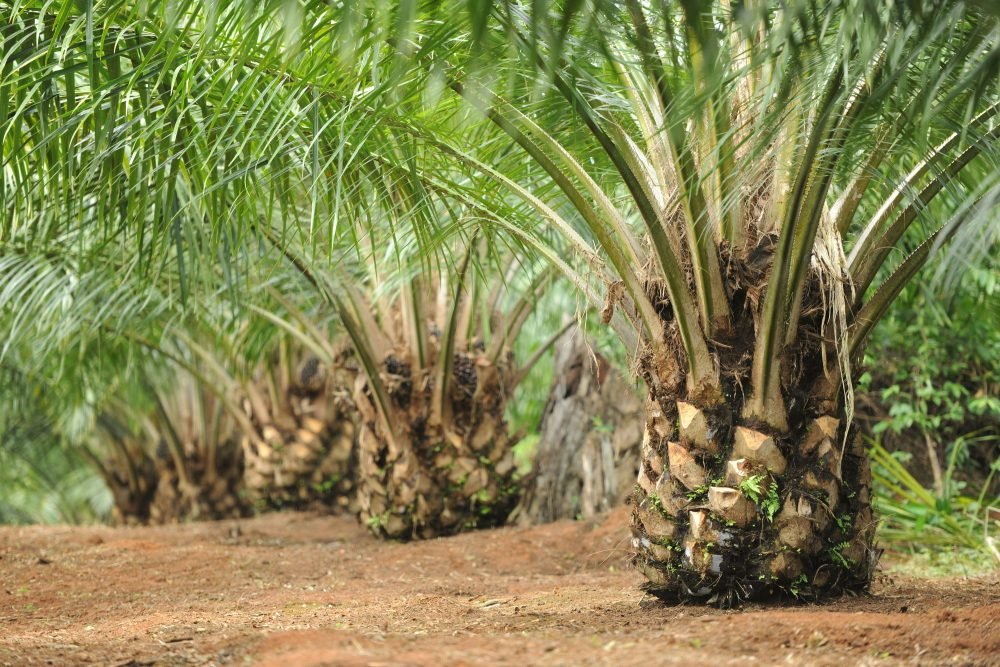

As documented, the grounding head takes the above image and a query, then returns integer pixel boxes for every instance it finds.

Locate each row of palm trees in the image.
[2,0,997,605]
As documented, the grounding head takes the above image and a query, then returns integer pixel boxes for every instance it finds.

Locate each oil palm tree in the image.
[98,365,248,523]
[0,253,251,523]
[377,0,998,602]
[103,318,359,522]
[162,308,363,518]
[264,221,570,538]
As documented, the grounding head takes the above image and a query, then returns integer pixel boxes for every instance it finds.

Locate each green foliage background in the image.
[859,261,999,572]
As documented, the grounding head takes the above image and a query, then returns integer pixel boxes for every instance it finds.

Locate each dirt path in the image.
[0,508,996,666]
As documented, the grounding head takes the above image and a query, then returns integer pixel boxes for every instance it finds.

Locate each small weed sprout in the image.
[686,483,710,502]
[649,493,669,517]
[789,573,809,597]
[829,541,853,569]
[762,485,780,521]
[740,474,780,521]
[740,475,763,502]
[591,415,614,435]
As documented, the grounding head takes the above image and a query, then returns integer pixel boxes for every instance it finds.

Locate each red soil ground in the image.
[0,507,997,666]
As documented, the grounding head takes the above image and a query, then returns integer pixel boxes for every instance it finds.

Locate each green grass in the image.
[883,545,996,578]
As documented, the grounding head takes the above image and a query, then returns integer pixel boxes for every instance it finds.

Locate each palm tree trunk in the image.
[98,420,248,524]
[242,357,358,513]
[354,351,519,539]
[97,442,158,525]
[632,396,876,603]
[514,328,643,524]
[147,436,247,523]
[631,268,877,604]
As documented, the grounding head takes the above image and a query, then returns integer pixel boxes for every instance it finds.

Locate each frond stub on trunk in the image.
[677,401,722,454]
[667,440,708,491]
[732,427,787,475]
[707,486,756,528]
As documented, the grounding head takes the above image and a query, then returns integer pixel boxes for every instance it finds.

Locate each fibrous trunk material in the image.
[147,437,248,523]
[104,450,158,524]
[242,357,357,513]
[630,252,877,605]
[107,437,248,524]
[355,350,519,539]
[514,328,643,524]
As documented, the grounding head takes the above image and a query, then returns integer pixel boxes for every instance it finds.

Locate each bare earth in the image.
[0,508,997,666]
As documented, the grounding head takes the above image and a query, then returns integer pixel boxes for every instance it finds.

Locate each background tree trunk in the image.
[514,328,643,524]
